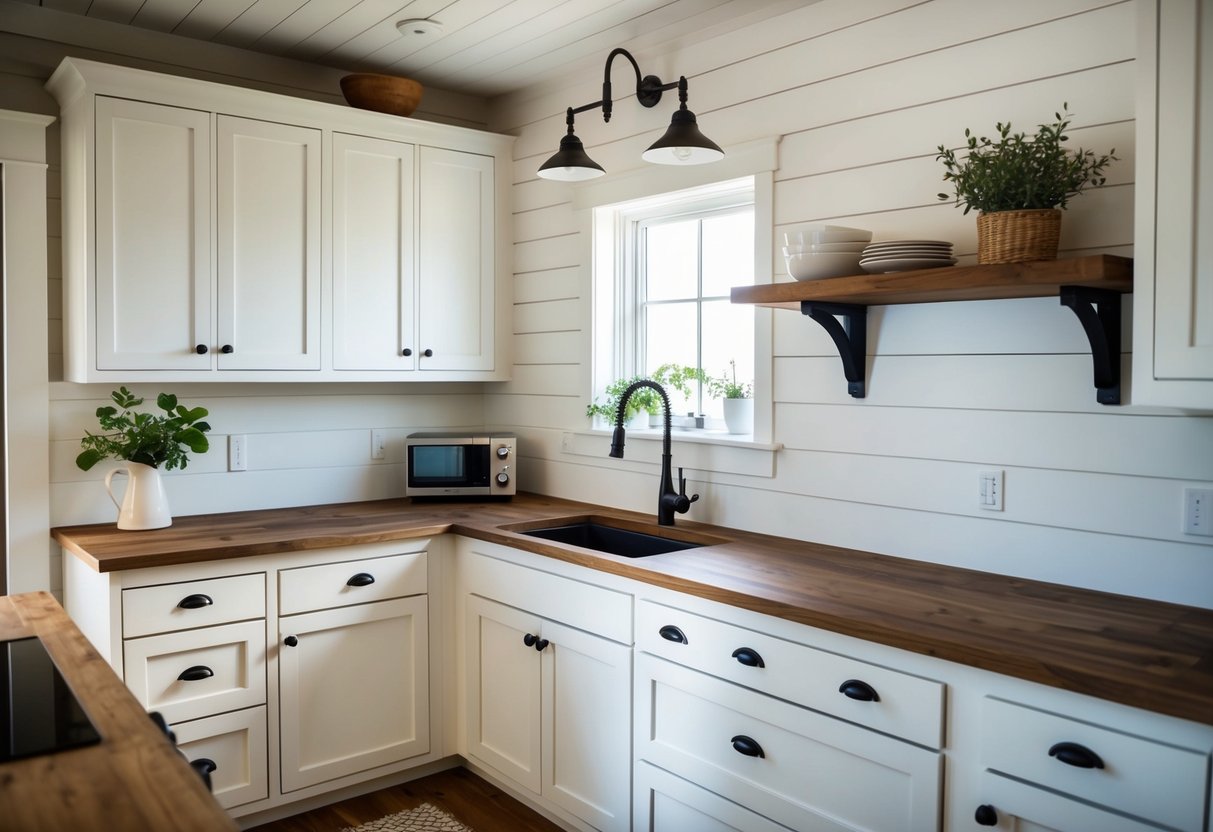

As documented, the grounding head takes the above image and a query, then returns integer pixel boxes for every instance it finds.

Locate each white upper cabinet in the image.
[217,116,321,371]
[417,147,495,372]
[332,133,416,371]
[94,97,212,372]
[1133,0,1213,409]
[46,57,513,382]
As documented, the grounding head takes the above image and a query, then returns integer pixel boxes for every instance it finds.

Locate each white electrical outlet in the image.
[371,429,387,460]
[978,470,1004,511]
[561,432,573,452]
[1183,488,1213,536]
[228,435,247,471]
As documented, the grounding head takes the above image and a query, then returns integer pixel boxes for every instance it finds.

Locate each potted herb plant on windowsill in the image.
[708,360,753,435]
[75,387,212,530]
[586,375,662,428]
[936,103,1116,264]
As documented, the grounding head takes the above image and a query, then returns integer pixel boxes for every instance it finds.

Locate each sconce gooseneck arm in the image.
[565,47,680,125]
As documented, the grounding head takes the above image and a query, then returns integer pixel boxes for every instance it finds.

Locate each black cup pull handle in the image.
[839,679,880,702]
[346,572,375,587]
[974,804,998,826]
[190,757,216,792]
[730,734,765,758]
[534,638,550,652]
[148,711,176,743]
[177,665,214,682]
[659,625,688,644]
[523,633,538,648]
[731,647,765,668]
[177,593,213,610]
[284,635,298,647]
[1048,741,1104,769]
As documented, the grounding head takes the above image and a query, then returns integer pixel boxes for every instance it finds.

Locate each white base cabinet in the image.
[460,541,632,832]
[63,540,439,820]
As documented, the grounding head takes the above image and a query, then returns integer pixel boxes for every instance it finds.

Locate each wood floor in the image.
[245,768,566,832]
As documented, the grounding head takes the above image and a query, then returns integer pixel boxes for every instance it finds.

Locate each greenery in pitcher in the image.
[76,387,212,471]
[935,104,1117,214]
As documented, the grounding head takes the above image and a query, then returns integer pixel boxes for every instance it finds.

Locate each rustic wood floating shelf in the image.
[730,254,1134,404]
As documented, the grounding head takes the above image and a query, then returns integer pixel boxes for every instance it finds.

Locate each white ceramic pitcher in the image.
[105,462,172,530]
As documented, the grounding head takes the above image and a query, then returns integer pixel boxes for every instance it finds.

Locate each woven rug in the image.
[340,802,473,832]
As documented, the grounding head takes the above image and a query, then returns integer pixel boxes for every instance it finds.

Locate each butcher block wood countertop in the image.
[0,592,237,832]
[53,493,1213,726]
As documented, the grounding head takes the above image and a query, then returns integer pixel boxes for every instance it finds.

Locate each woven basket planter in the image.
[976,208,1062,264]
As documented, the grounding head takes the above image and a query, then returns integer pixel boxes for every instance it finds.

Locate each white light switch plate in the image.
[1184,488,1213,536]
[978,470,1004,511]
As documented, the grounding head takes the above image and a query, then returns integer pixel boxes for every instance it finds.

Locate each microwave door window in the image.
[411,446,466,485]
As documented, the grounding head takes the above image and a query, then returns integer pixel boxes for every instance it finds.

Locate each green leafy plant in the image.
[651,363,708,399]
[76,387,212,472]
[707,360,752,399]
[586,375,663,422]
[936,104,1117,214]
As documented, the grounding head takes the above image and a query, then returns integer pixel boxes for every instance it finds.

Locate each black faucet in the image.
[608,379,699,526]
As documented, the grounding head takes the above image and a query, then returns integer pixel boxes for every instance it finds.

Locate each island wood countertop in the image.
[0,592,237,832]
[52,493,1213,726]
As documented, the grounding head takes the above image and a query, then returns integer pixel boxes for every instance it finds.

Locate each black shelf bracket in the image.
[1059,286,1122,405]
[801,301,868,398]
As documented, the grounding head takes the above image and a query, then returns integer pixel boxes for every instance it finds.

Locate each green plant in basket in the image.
[76,387,212,471]
[935,103,1117,214]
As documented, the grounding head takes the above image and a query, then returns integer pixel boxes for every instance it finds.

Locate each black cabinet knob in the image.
[402,348,413,356]
[533,638,549,652]
[731,647,765,668]
[839,679,880,702]
[194,344,208,355]
[284,635,298,647]
[974,804,998,826]
[422,348,433,357]
[729,734,765,758]
[523,633,538,648]
[177,593,213,610]
[1048,741,1104,769]
[220,344,234,354]
[177,665,214,682]
[346,572,376,587]
[658,625,687,644]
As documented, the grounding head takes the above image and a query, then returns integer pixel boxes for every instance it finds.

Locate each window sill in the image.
[560,428,781,478]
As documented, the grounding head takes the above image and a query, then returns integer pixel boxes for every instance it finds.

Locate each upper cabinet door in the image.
[1134,0,1213,409]
[95,97,212,371]
[417,147,494,372]
[332,133,416,371]
[216,115,321,371]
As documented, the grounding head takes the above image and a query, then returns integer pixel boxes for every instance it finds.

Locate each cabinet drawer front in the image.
[124,620,266,724]
[635,654,941,832]
[981,697,1208,831]
[279,551,426,615]
[634,761,796,832]
[637,600,944,748]
[978,770,1169,832]
[173,705,268,811]
[123,573,265,638]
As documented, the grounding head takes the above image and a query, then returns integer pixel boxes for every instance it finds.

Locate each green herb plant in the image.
[76,387,212,472]
[707,359,752,400]
[936,104,1117,214]
[586,375,663,422]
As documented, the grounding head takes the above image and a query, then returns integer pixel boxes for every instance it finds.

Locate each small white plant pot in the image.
[722,398,754,435]
[105,461,172,530]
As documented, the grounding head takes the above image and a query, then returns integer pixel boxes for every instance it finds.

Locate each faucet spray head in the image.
[609,425,626,458]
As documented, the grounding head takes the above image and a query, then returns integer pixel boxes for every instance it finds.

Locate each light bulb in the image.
[673,146,693,162]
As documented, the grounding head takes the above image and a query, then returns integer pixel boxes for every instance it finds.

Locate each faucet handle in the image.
[677,468,700,511]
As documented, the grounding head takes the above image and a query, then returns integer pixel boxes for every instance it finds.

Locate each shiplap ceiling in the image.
[26,0,809,97]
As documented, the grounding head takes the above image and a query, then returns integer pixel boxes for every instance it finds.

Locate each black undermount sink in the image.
[519,520,705,558]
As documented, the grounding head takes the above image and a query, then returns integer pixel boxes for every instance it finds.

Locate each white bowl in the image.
[785,251,863,281]
[784,225,873,247]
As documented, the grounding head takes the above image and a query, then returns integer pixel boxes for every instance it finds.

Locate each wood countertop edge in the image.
[51,496,1213,726]
[0,592,237,832]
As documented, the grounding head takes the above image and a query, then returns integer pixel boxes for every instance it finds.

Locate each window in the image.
[593,179,755,430]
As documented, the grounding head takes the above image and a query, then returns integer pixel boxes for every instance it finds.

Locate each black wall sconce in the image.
[536,47,724,182]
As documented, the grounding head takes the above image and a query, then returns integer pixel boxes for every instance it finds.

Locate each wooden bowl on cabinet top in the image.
[339,73,424,117]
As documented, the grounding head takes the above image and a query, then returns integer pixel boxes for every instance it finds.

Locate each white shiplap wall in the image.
[0,27,492,593]
[487,0,1213,609]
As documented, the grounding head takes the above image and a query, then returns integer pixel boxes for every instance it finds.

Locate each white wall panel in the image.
[489,0,1213,608]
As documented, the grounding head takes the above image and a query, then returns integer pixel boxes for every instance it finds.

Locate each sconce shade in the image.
[537,132,606,181]
[641,107,724,165]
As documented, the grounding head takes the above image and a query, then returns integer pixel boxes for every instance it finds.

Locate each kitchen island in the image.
[52,492,1213,726]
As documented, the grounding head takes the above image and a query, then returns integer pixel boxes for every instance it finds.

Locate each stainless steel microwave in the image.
[405,432,516,498]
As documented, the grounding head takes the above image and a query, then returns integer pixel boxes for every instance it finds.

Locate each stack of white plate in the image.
[859,240,956,273]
